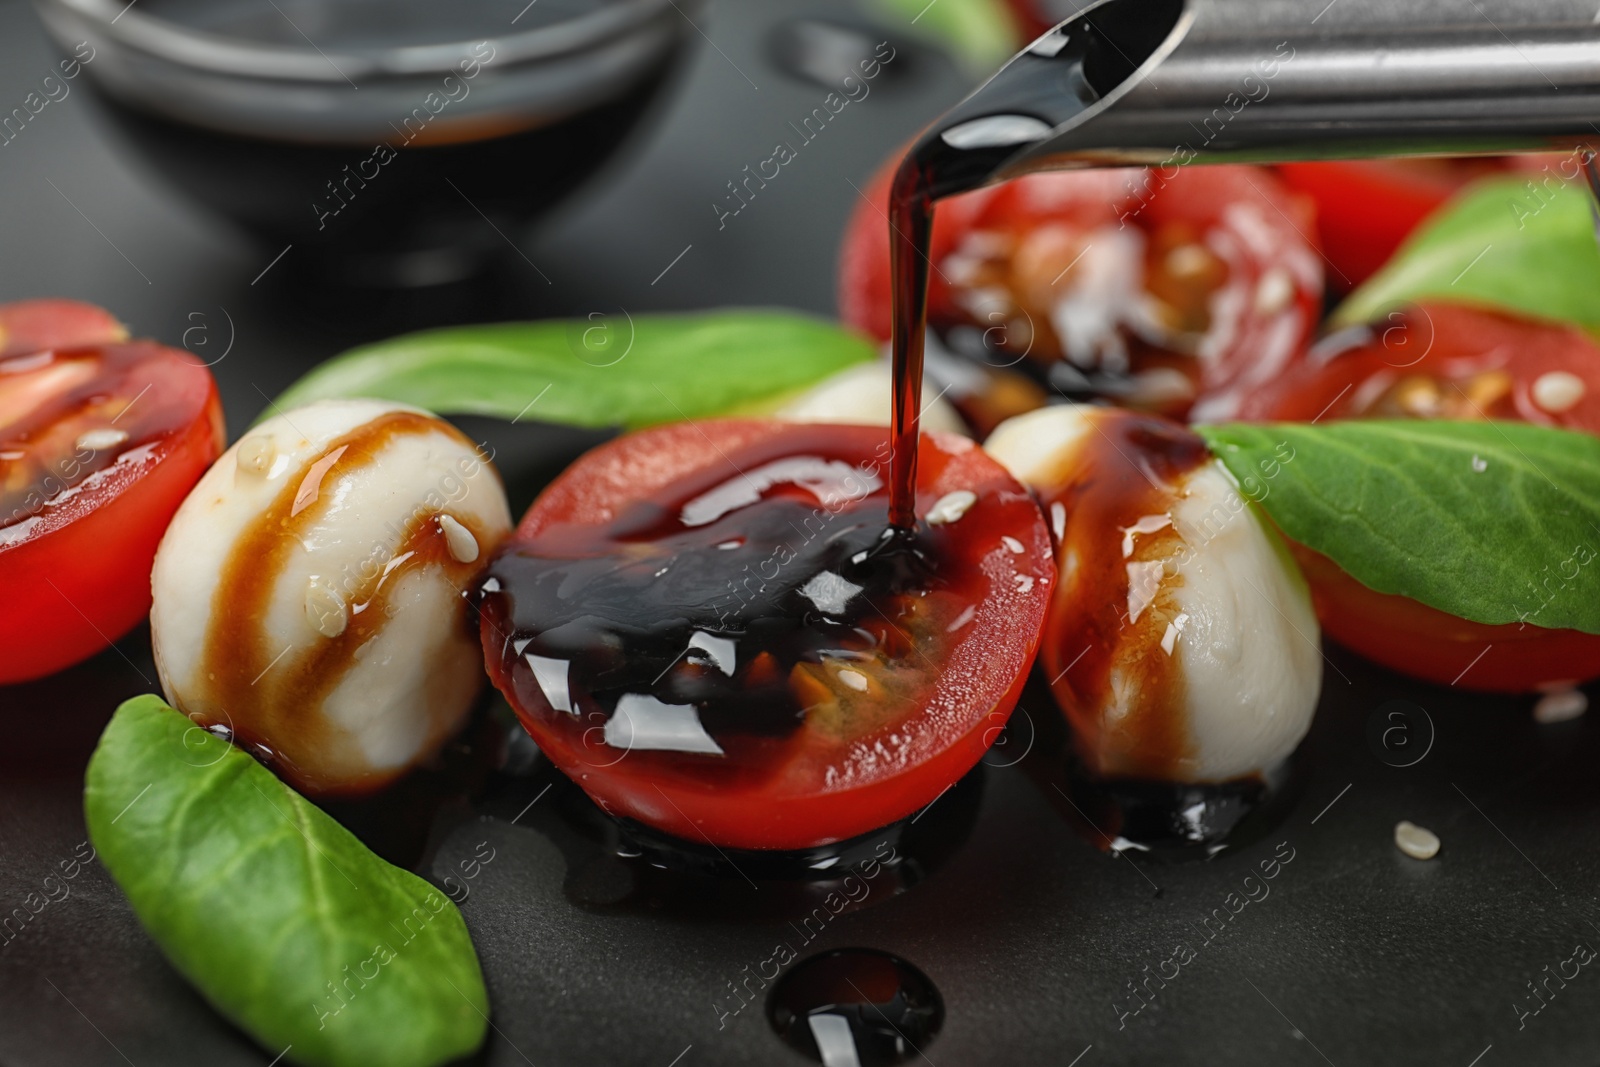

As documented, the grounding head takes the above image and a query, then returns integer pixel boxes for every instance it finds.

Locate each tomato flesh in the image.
[0,303,224,685]
[1240,301,1600,691]
[478,420,1054,850]
[1234,301,1600,431]
[839,158,1322,420]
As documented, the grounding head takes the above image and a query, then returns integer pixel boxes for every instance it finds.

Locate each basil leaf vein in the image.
[1198,420,1600,633]
[85,696,489,1067]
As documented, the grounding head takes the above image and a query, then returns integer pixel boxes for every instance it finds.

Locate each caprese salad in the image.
[8,133,1600,1067]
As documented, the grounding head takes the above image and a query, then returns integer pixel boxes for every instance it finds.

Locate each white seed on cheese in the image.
[304,581,347,638]
[437,512,479,563]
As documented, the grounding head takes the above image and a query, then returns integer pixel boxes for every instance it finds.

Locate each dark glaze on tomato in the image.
[1030,410,1212,779]
[1,325,223,685]
[1,342,217,532]
[479,420,1053,850]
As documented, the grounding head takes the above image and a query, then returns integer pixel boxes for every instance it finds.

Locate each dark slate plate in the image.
[2,1,1598,1065]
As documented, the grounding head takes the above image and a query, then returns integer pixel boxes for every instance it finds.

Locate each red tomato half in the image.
[1238,301,1600,692]
[1234,301,1600,430]
[839,157,1323,421]
[1003,0,1069,40]
[1276,155,1565,289]
[479,420,1054,849]
[0,299,127,358]
[0,302,224,685]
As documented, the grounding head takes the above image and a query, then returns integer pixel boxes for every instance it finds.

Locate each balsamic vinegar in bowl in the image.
[37,0,699,285]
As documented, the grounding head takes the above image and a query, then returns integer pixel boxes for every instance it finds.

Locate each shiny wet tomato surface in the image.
[0,301,224,684]
[478,420,1054,850]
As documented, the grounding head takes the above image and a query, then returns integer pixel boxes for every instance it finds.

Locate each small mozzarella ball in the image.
[982,404,1097,486]
[985,404,1321,783]
[772,360,966,435]
[151,399,512,793]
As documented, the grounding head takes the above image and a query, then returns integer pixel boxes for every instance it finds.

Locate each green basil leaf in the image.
[85,696,488,1067]
[268,309,875,429]
[1333,173,1600,330]
[1196,420,1600,633]
[866,0,1021,76]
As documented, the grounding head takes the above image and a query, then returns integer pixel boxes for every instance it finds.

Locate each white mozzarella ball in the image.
[985,403,1320,782]
[151,398,511,793]
[772,360,966,434]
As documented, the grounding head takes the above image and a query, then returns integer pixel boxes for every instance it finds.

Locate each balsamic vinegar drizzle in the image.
[484,475,945,774]
[885,0,1185,525]
[887,0,1289,854]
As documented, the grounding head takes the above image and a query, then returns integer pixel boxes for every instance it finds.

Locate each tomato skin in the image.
[0,335,224,685]
[1275,161,1464,288]
[1004,0,1055,40]
[1237,301,1600,692]
[838,156,1321,418]
[1290,542,1600,693]
[0,299,126,357]
[1275,157,1564,288]
[481,420,1054,850]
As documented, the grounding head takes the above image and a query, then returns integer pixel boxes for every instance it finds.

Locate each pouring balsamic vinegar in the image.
[880,0,1600,851]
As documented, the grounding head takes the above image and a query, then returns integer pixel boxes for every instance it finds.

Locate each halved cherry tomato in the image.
[1276,156,1565,289]
[1,301,224,685]
[478,420,1054,849]
[0,300,127,357]
[1234,301,1600,431]
[1236,301,1600,692]
[839,156,1323,421]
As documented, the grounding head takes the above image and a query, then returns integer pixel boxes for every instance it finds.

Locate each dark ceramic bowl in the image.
[33,0,700,285]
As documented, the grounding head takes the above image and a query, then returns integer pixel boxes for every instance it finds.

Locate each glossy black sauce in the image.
[887,0,1298,857]
[767,948,944,1067]
[1014,673,1301,860]
[1055,757,1303,861]
[482,753,985,924]
[483,471,952,762]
